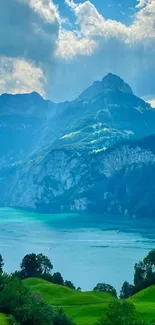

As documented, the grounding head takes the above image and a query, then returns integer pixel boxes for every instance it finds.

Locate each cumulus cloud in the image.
[56,30,97,59]
[0,57,45,96]
[0,0,155,102]
[0,0,59,63]
[27,0,60,22]
[0,0,60,96]
[50,0,155,101]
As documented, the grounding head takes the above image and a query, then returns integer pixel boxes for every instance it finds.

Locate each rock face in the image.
[1,73,155,217]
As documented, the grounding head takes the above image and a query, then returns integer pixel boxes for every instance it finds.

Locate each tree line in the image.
[120,249,155,299]
[0,249,155,325]
[0,254,75,325]
[11,253,80,291]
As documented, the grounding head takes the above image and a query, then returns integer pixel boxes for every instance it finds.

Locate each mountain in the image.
[78,73,133,100]
[1,73,155,217]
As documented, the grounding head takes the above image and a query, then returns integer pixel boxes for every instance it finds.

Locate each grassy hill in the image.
[24,278,116,325]
[0,314,10,325]
[2,278,155,324]
[129,285,155,322]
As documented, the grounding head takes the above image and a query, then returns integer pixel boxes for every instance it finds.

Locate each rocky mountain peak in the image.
[101,73,133,95]
[78,73,133,101]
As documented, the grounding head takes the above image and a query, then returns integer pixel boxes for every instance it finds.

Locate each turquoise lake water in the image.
[0,207,155,293]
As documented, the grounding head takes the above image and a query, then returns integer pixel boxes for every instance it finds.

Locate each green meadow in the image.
[24,278,115,325]
[23,278,155,325]
[1,277,155,325]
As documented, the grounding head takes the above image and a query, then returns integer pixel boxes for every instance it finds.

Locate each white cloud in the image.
[56,30,97,59]
[26,0,60,23]
[0,57,45,96]
[50,0,155,101]
[0,0,60,95]
[136,0,147,8]
[0,0,60,63]
[1,0,155,101]
[62,0,155,54]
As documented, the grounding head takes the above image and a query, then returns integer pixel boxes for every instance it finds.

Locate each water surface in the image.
[0,208,155,293]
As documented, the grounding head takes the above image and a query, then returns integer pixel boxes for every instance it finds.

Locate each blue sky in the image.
[0,0,155,105]
[55,0,138,24]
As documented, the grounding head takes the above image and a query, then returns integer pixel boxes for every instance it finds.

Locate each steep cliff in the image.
[1,74,155,217]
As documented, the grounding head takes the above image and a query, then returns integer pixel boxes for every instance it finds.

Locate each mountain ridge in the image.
[0,74,155,217]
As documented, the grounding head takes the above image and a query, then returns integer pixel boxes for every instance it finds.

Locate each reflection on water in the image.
[0,207,155,292]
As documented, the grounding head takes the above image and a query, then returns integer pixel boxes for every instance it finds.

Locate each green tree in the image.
[93,283,117,297]
[134,261,146,287]
[97,300,146,325]
[76,287,81,292]
[143,249,155,278]
[15,293,54,325]
[20,254,40,278]
[0,254,4,274]
[0,277,29,314]
[9,315,20,325]
[37,254,53,275]
[120,281,135,299]
[52,272,64,285]
[52,307,75,325]
[64,280,76,290]
[20,253,53,278]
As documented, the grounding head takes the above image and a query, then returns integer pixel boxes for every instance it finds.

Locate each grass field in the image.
[24,278,116,325]
[130,285,155,322]
[0,314,10,325]
[3,278,155,325]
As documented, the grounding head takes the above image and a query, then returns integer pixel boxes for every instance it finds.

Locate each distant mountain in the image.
[1,74,155,217]
[78,73,133,100]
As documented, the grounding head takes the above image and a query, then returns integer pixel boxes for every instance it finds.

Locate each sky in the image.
[0,0,155,103]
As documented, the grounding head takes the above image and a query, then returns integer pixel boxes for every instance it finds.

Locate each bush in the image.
[93,283,117,297]
[52,272,64,285]
[52,307,75,325]
[64,280,76,290]
[97,300,146,325]
[120,281,135,299]
[0,274,73,325]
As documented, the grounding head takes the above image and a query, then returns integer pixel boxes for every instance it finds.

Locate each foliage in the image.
[134,261,146,287]
[76,287,81,292]
[20,253,53,279]
[14,293,54,325]
[52,307,75,325]
[0,274,73,325]
[93,283,117,297]
[120,281,135,299]
[132,250,155,294]
[97,300,146,325]
[52,272,64,285]
[9,315,20,325]
[0,277,30,314]
[119,249,155,298]
[37,254,53,275]
[64,280,76,290]
[0,255,4,274]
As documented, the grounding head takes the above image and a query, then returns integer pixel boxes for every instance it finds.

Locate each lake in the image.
[0,207,155,293]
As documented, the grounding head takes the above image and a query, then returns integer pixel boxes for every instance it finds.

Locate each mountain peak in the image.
[78,73,133,101]
[101,73,133,94]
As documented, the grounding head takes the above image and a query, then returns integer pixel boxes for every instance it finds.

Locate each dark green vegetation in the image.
[1,74,155,217]
[23,277,115,325]
[97,300,148,325]
[93,283,117,297]
[1,250,155,324]
[120,249,155,298]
